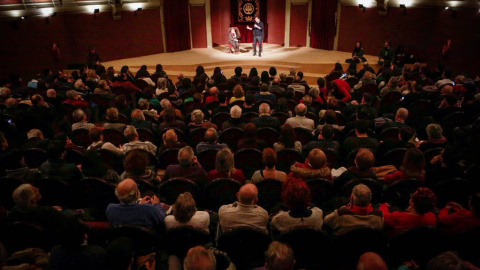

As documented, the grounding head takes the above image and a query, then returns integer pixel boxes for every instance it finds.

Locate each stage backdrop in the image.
[230,0,267,43]
[164,0,191,52]
[311,0,337,50]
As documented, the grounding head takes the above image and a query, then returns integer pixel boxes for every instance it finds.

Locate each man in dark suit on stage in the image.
[247,17,264,57]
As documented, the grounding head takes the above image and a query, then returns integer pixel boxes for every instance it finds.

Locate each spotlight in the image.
[135,7,142,16]
[20,16,25,20]
[358,4,365,13]
[445,7,449,10]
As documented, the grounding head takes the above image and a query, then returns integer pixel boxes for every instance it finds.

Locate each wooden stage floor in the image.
[103,44,380,86]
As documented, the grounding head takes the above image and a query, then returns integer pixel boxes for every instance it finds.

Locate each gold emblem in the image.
[243,3,254,15]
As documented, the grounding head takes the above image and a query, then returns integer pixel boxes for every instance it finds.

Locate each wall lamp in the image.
[94,8,99,18]
[358,4,365,13]
[135,7,142,16]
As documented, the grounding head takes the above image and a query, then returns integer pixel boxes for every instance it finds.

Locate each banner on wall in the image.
[237,0,260,22]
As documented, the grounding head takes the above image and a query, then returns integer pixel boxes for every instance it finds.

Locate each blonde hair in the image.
[106,107,119,121]
[215,148,236,175]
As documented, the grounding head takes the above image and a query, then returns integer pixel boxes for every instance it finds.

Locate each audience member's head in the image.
[124,125,138,142]
[178,146,195,167]
[265,241,295,270]
[401,148,425,179]
[230,105,242,118]
[12,184,41,208]
[426,123,443,140]
[47,139,66,160]
[320,124,335,140]
[73,108,87,123]
[245,94,255,106]
[123,149,150,176]
[205,128,218,144]
[259,103,271,115]
[357,252,388,270]
[282,178,311,211]
[163,129,178,145]
[183,246,216,270]
[106,107,119,121]
[237,183,258,205]
[351,184,372,207]
[107,237,134,270]
[215,148,236,175]
[115,179,141,204]
[295,104,307,117]
[355,148,375,171]
[410,187,436,214]
[262,148,278,169]
[131,109,146,122]
[173,192,197,223]
[192,109,205,124]
[307,149,327,169]
[27,128,44,140]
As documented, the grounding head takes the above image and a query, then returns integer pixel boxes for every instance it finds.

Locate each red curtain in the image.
[164,0,191,52]
[230,0,268,43]
[311,0,337,50]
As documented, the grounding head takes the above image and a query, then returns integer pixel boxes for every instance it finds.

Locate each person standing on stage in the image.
[247,17,264,57]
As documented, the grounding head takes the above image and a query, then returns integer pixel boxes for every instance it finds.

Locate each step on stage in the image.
[103,44,380,86]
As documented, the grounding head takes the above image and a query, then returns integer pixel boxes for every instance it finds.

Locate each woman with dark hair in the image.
[269,67,277,80]
[274,124,302,152]
[164,192,210,232]
[270,178,324,233]
[120,149,161,183]
[272,97,293,116]
[384,148,425,184]
[346,42,366,63]
[119,66,135,82]
[154,64,167,77]
[193,65,209,86]
[260,71,270,85]
[113,95,132,120]
[135,65,151,79]
[248,67,259,82]
[330,63,344,77]
[208,148,245,183]
[380,187,437,236]
[81,149,119,184]
[159,108,186,132]
[251,148,288,183]
[211,67,227,86]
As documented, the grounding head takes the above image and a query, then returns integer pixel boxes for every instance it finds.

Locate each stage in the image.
[103,44,380,86]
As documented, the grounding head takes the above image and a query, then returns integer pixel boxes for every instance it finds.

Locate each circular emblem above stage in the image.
[238,0,260,22]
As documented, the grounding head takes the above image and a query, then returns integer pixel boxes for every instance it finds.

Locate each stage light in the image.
[358,4,366,13]
[445,7,449,10]
[21,16,25,20]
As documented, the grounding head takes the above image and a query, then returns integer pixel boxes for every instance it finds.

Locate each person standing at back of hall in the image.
[247,17,264,57]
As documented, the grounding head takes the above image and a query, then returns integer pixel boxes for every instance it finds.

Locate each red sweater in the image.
[332,79,352,102]
[208,169,246,184]
[380,203,437,236]
[438,207,480,236]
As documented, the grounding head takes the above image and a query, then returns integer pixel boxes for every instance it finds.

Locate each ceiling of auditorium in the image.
[0,0,479,21]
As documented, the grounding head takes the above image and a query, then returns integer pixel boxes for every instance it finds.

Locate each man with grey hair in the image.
[130,109,158,134]
[138,99,159,122]
[3,97,24,120]
[159,98,184,120]
[71,108,96,131]
[285,103,315,131]
[122,125,157,156]
[418,123,447,152]
[195,128,228,154]
[265,241,295,270]
[222,105,245,130]
[22,129,49,151]
[163,146,208,185]
[324,184,384,235]
[252,103,281,131]
[106,179,166,228]
[384,108,408,129]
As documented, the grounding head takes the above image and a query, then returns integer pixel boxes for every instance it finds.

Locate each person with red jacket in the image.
[330,79,352,102]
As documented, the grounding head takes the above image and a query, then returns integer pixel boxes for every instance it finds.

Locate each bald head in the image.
[259,103,271,115]
[295,103,307,116]
[47,89,56,98]
[357,252,388,270]
[205,128,218,143]
[237,183,258,205]
[115,179,140,204]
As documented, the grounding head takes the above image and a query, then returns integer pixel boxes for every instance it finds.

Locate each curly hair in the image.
[411,187,437,214]
[281,178,311,210]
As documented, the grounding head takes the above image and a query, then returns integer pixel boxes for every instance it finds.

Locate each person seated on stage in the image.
[378,40,394,65]
[208,147,245,184]
[437,192,480,236]
[222,105,245,131]
[106,178,167,229]
[289,148,332,181]
[346,41,367,64]
[228,27,241,54]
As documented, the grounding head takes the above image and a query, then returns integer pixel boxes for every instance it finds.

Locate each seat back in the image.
[342,178,383,203]
[109,225,158,254]
[322,148,340,169]
[0,176,23,209]
[276,149,304,173]
[36,177,72,207]
[158,178,201,205]
[188,127,207,147]
[157,148,180,169]
[206,100,220,111]
[293,127,313,146]
[388,226,451,268]
[217,227,271,270]
[71,128,92,148]
[378,127,400,141]
[219,127,244,152]
[136,128,154,143]
[98,149,124,175]
[442,112,468,140]
[203,178,242,212]
[74,177,118,220]
[255,178,283,213]
[196,149,218,173]
[241,112,259,123]
[278,227,331,269]
[332,226,388,270]
[381,148,407,168]
[133,79,150,90]
[453,226,480,266]
[1,221,52,255]
[234,148,263,179]
[383,178,425,209]
[271,112,289,125]
[432,178,471,208]
[165,225,211,258]
[65,148,85,165]
[103,128,127,147]
[24,148,48,169]
[255,127,279,148]
[305,178,334,210]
